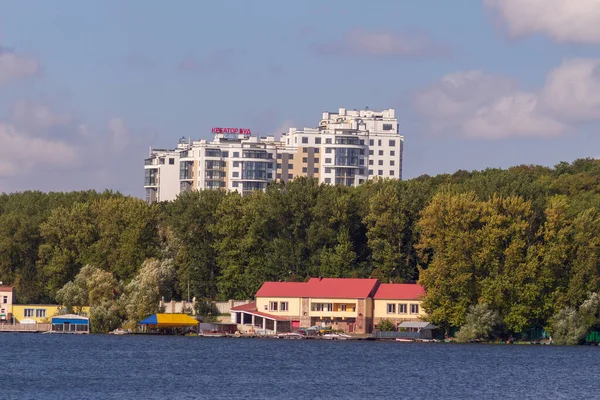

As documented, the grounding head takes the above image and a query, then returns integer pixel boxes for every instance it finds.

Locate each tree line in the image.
[0,158,598,335]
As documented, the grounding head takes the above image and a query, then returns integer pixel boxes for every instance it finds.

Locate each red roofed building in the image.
[230,278,425,334]
[372,284,427,328]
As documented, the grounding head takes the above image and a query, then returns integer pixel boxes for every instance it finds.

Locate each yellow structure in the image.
[11,305,90,323]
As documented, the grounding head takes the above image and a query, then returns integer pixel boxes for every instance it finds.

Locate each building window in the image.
[359,169,364,174]
[276,173,281,179]
[378,139,382,146]
[280,302,289,311]
[378,160,383,165]
[268,163,273,169]
[269,301,278,311]
[36,309,46,318]
[2,296,6,304]
[383,124,393,131]
[326,148,332,154]
[368,169,373,175]
[314,168,319,173]
[302,167,307,173]
[369,150,374,155]
[315,138,321,144]
[232,182,238,187]
[390,170,395,176]
[387,303,396,314]
[233,152,239,157]
[302,157,308,163]
[359,159,364,165]
[277,154,282,159]
[398,304,407,314]
[390,160,395,166]
[159,158,165,165]
[276,163,282,169]
[288,154,294,160]
[326,138,332,144]
[314,148,320,153]
[359,149,364,155]
[169,158,175,165]
[311,303,333,312]
[369,160,373,165]
[313,158,319,163]
[303,148,308,153]
[360,140,364,145]
[341,304,347,312]
[302,137,308,144]
[222,151,229,158]
[378,150,384,156]
[288,164,293,169]
[369,139,374,146]
[410,304,419,314]
[288,174,293,179]
[390,150,395,156]
[325,178,331,183]
[24,308,34,317]
[232,171,239,177]
[325,167,331,173]
[378,170,383,176]
[359,179,364,184]
[389,140,396,146]
[267,172,273,179]
[325,158,331,163]
[233,161,239,168]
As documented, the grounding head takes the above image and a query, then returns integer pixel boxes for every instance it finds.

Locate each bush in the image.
[375,319,396,332]
[456,303,501,342]
[551,293,600,345]
[195,299,219,322]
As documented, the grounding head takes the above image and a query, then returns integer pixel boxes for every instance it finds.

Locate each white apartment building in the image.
[144,108,403,203]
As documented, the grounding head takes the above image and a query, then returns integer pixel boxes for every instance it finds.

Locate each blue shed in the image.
[51,314,90,334]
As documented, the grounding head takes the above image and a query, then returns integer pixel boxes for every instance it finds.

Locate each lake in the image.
[2,334,598,399]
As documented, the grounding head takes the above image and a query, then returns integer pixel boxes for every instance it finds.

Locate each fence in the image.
[0,323,51,333]
[159,299,253,315]
[372,331,420,339]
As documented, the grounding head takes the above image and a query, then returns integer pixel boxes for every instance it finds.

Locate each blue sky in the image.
[1,0,600,196]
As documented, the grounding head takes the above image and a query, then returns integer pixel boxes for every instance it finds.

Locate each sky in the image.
[1,0,600,197]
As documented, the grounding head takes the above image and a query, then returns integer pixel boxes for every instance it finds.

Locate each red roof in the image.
[373,283,425,300]
[255,278,379,299]
[0,286,13,292]
[230,302,258,312]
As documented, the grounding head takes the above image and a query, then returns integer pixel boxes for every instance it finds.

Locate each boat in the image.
[200,330,227,337]
[277,332,304,339]
[395,338,413,342]
[322,333,351,340]
[109,328,131,335]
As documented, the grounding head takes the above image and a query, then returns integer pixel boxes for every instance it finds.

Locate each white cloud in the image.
[463,92,565,138]
[485,0,600,44]
[315,28,449,58]
[0,49,39,87]
[12,100,72,130]
[414,71,516,132]
[415,58,600,139]
[541,58,600,121]
[0,122,79,177]
[109,117,129,153]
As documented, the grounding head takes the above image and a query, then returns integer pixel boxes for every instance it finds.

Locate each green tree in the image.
[455,303,502,342]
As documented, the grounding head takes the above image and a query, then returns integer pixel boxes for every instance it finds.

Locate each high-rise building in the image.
[144,108,403,203]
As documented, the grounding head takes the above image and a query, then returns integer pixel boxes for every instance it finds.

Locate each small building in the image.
[0,285,14,323]
[140,313,198,332]
[398,321,438,340]
[51,314,90,334]
[372,283,426,329]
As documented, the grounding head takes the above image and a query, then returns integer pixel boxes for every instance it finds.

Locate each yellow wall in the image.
[11,305,90,323]
[256,297,301,317]
[308,298,359,318]
[373,299,426,320]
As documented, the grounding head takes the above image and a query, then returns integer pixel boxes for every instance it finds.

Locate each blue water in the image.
[2,334,599,399]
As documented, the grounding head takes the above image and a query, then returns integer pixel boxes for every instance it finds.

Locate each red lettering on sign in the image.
[212,127,252,136]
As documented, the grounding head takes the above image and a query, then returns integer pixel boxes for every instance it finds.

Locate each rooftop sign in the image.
[212,128,251,135]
